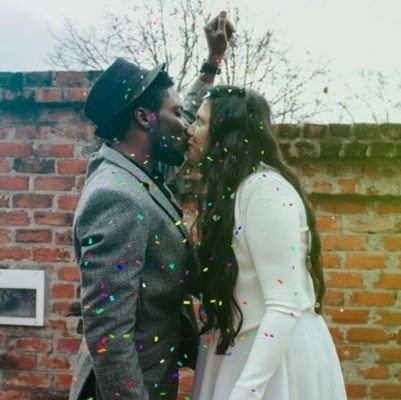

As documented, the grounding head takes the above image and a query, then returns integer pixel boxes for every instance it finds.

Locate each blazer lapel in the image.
[99,144,191,246]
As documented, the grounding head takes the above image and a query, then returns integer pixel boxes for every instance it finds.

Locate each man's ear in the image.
[134,107,151,128]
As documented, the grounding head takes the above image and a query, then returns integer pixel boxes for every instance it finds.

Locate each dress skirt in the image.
[192,310,347,400]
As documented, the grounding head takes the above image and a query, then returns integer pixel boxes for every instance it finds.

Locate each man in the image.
[69,12,234,400]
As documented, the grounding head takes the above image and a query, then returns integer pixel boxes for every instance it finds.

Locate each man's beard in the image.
[153,143,185,166]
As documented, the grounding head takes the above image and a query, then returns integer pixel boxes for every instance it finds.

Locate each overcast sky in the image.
[0,0,399,73]
[0,0,400,122]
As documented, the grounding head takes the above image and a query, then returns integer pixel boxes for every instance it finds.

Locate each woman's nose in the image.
[185,121,195,138]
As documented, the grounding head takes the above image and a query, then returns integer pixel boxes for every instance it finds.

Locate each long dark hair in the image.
[194,86,325,354]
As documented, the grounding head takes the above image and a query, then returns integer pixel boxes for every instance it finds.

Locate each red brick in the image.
[16,229,52,243]
[0,176,29,190]
[0,229,11,243]
[39,355,71,371]
[177,372,193,397]
[57,195,80,210]
[326,308,369,324]
[0,127,7,139]
[57,338,81,353]
[347,215,391,233]
[0,143,32,157]
[345,254,387,269]
[326,272,363,288]
[322,235,367,251]
[33,144,74,158]
[322,253,341,269]
[56,124,95,140]
[13,194,53,208]
[39,109,80,123]
[32,247,71,262]
[374,274,401,289]
[34,212,73,226]
[54,373,73,389]
[350,292,395,306]
[376,348,401,363]
[371,384,401,399]
[323,290,344,306]
[57,159,87,174]
[345,383,367,399]
[55,230,72,245]
[358,365,390,380]
[339,179,357,194]
[51,302,72,317]
[0,110,36,123]
[36,88,62,102]
[313,180,332,194]
[48,319,68,334]
[328,327,343,341]
[320,199,368,214]
[14,126,51,140]
[0,194,10,207]
[0,354,36,370]
[375,311,401,326]
[0,211,29,226]
[336,345,363,361]
[13,158,55,174]
[54,71,86,86]
[5,373,50,389]
[58,266,80,282]
[51,283,75,299]
[0,391,31,400]
[76,176,85,191]
[317,216,341,232]
[65,88,88,102]
[376,200,401,214]
[0,247,31,261]
[0,159,10,172]
[8,337,52,352]
[381,236,401,251]
[34,176,75,191]
[347,328,392,343]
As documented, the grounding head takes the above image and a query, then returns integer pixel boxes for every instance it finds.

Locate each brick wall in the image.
[0,71,400,400]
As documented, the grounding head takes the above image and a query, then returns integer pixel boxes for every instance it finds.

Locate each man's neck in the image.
[112,136,157,173]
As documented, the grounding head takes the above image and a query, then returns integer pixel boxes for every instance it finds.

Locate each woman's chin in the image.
[186,150,200,165]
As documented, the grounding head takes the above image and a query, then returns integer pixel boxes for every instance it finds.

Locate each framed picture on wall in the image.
[0,269,45,326]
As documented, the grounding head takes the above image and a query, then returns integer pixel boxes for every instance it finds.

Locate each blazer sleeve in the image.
[229,177,303,400]
[75,187,150,399]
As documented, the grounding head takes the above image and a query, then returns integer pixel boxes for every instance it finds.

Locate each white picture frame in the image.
[0,269,45,326]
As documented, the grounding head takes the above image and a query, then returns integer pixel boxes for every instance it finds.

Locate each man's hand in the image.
[204,11,236,65]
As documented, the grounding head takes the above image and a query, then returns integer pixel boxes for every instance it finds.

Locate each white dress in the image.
[192,165,347,400]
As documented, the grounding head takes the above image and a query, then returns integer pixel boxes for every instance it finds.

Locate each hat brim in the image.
[95,62,166,140]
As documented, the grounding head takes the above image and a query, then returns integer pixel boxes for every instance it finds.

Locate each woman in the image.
[186,86,347,400]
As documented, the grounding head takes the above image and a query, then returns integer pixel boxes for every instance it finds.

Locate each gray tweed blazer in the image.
[69,79,208,400]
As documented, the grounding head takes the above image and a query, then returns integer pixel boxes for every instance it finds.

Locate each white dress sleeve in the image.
[229,176,303,400]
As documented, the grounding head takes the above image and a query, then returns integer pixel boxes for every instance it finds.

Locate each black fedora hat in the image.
[84,58,166,139]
